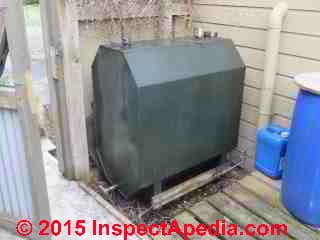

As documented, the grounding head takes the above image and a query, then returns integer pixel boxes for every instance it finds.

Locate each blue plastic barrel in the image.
[282,73,320,227]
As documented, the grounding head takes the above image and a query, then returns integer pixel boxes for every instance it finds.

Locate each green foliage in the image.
[24,4,42,34]
[0,76,11,87]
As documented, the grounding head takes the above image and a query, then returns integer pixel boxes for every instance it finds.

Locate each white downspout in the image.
[257,2,288,128]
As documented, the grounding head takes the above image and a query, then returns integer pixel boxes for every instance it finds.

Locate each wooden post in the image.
[39,0,67,174]
[4,1,35,113]
[4,0,51,223]
[43,0,90,181]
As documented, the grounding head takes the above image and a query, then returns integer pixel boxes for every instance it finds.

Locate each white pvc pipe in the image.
[257,2,288,128]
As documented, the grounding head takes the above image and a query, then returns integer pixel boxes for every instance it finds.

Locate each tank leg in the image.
[153,181,162,195]
[221,153,228,163]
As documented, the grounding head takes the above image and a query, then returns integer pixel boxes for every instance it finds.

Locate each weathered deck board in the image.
[207,193,289,240]
[189,201,256,240]
[238,174,320,236]
[152,161,242,209]
[157,172,319,240]
[154,232,182,240]
[224,183,320,240]
[238,175,281,208]
[239,175,295,220]
[175,211,219,240]
[250,172,281,191]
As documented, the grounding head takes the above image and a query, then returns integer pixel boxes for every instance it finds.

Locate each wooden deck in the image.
[156,172,320,240]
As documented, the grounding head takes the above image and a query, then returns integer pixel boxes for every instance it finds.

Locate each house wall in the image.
[193,0,320,169]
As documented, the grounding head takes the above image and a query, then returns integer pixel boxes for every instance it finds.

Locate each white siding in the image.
[193,0,320,169]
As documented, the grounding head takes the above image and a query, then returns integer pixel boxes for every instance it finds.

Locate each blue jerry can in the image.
[282,73,320,227]
[256,124,289,179]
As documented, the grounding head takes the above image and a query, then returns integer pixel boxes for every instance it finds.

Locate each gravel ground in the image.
[0,228,23,240]
[43,139,140,240]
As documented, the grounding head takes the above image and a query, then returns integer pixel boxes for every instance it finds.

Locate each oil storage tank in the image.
[93,38,245,195]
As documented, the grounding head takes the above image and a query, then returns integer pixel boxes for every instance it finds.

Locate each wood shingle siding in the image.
[193,0,320,169]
